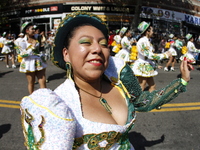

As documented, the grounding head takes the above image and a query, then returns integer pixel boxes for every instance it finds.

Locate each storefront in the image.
[3,3,200,38]
[63,4,135,30]
[20,3,64,34]
[140,6,200,37]
[17,3,135,35]
[140,6,184,35]
[183,14,200,38]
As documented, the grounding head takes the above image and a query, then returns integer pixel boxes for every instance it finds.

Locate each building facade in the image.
[1,0,200,37]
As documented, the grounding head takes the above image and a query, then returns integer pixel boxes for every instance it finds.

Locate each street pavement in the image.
[0,59,200,150]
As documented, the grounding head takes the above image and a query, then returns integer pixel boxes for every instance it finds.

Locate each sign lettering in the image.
[71,6,92,11]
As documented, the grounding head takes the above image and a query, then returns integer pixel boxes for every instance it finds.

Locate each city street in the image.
[0,59,200,150]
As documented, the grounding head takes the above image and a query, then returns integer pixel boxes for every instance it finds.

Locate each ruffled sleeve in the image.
[137,37,169,60]
[187,41,200,53]
[20,88,76,150]
[121,36,132,50]
[18,38,40,58]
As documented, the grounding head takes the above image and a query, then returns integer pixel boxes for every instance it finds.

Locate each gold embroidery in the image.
[21,109,45,150]
[73,131,122,150]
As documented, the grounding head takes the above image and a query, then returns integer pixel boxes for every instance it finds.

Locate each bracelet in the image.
[181,78,188,86]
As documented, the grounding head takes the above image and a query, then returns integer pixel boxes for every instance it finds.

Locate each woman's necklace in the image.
[75,84,112,114]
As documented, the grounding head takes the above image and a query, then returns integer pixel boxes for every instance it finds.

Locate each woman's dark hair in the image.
[141,26,151,37]
[123,28,130,36]
[22,23,33,34]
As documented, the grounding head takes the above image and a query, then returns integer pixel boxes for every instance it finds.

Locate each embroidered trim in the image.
[73,131,122,150]
[22,96,73,121]
[21,109,45,150]
[181,78,188,86]
[73,117,136,149]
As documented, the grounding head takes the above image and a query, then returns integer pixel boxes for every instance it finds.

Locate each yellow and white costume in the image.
[180,41,200,64]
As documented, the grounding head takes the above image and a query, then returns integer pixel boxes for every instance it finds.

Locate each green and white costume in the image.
[21,56,187,150]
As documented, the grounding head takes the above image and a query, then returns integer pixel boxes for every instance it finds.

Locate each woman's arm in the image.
[138,41,170,60]
[120,60,192,112]
[188,42,200,53]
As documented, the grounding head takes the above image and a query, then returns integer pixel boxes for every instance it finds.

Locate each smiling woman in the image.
[20,11,193,150]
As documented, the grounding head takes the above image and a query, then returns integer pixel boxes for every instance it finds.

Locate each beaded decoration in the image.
[21,109,45,150]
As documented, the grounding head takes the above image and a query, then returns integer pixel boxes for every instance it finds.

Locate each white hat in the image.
[33,25,38,29]
[138,21,150,34]
[2,32,6,37]
[120,27,128,35]
[185,33,193,41]
[21,22,32,32]
[169,34,174,39]
[19,33,24,36]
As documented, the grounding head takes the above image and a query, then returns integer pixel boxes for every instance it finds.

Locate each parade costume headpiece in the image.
[116,29,120,34]
[169,34,174,39]
[2,32,6,37]
[186,33,193,41]
[120,27,128,35]
[21,22,33,33]
[52,11,109,70]
[138,21,150,34]
[19,33,24,36]
[198,36,200,42]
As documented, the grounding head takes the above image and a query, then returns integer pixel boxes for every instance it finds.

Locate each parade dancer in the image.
[164,34,178,71]
[17,22,47,94]
[20,12,193,150]
[1,32,16,68]
[115,27,133,63]
[180,33,200,65]
[131,21,171,92]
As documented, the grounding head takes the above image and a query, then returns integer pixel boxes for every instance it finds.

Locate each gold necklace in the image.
[75,84,112,114]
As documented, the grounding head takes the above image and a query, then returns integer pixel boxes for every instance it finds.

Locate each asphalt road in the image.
[0,59,200,150]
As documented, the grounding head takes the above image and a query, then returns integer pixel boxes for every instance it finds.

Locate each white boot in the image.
[164,67,168,71]
[12,64,16,68]
[171,67,175,71]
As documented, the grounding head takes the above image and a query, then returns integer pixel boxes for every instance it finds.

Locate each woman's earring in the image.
[66,62,72,78]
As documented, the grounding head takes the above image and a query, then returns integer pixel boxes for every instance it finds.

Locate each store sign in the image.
[185,14,200,26]
[53,18,61,30]
[71,6,93,11]
[64,4,135,13]
[97,15,133,22]
[21,4,63,16]
[50,6,58,11]
[141,7,184,21]
[70,6,130,12]
[141,6,200,26]
[25,6,58,14]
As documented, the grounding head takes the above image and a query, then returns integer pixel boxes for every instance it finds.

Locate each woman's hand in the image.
[180,57,194,82]
[157,65,163,69]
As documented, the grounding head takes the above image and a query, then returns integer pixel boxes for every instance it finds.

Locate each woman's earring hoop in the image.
[66,62,72,78]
